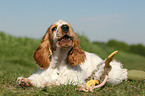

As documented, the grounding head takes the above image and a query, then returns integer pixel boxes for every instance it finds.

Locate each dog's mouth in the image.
[57,35,74,48]
[58,35,73,42]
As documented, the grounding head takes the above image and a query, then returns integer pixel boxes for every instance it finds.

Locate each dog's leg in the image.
[17,77,33,87]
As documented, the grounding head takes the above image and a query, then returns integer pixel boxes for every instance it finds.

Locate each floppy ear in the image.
[67,34,86,66]
[33,28,52,69]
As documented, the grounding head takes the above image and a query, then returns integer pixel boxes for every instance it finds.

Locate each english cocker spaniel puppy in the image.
[17,20,127,89]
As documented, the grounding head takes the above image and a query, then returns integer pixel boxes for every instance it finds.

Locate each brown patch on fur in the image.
[33,28,53,69]
[67,34,86,66]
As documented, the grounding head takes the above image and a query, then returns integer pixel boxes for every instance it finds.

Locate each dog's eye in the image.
[52,27,57,31]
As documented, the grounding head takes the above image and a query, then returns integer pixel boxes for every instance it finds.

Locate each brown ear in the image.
[67,34,86,66]
[33,29,52,69]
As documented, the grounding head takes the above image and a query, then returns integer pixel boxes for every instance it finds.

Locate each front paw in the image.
[17,77,32,87]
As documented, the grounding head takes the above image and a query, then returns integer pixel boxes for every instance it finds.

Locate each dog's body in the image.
[17,20,127,88]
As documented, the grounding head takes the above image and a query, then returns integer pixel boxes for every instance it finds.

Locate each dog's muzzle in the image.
[61,25,69,33]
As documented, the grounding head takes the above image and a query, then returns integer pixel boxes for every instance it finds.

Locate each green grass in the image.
[0,32,145,95]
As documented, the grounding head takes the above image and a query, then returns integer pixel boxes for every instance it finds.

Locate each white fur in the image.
[18,51,127,87]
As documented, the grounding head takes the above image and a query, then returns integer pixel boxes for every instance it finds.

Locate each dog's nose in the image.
[61,25,69,33]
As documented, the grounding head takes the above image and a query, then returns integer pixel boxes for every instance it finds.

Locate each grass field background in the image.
[0,32,145,95]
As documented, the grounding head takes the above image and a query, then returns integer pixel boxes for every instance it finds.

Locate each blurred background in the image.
[0,0,145,45]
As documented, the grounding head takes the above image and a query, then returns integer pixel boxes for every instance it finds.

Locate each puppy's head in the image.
[33,20,86,69]
[50,20,75,49]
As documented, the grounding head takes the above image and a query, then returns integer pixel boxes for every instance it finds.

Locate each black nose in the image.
[61,25,69,33]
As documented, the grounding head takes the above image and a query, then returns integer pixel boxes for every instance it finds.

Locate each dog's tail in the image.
[105,50,118,67]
